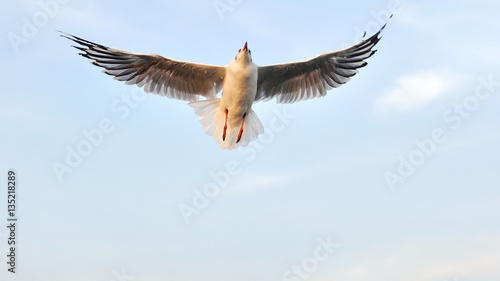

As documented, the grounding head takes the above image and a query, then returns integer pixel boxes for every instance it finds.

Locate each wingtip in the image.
[379,14,393,33]
[57,30,74,39]
[358,14,392,44]
[367,14,393,41]
[59,32,98,48]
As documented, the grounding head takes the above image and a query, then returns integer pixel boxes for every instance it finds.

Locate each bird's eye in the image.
[238,49,241,52]
[249,50,251,54]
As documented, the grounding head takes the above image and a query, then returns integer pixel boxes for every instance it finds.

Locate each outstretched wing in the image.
[61,33,226,101]
[256,16,391,104]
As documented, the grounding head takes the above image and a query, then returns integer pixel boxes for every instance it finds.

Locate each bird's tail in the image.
[188,99,264,150]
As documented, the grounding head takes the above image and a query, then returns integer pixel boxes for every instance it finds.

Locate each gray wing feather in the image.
[256,18,390,104]
[62,33,226,102]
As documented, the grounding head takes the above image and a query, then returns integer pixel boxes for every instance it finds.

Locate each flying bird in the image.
[61,16,391,150]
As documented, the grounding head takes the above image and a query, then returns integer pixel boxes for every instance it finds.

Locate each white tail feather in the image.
[189,99,264,150]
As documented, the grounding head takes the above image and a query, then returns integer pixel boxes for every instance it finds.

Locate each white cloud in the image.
[374,69,465,116]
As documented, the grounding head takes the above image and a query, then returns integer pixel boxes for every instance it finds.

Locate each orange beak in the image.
[243,42,247,51]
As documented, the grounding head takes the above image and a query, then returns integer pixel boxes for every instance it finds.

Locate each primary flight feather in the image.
[61,16,391,150]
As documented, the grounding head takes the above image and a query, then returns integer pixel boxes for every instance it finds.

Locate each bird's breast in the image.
[221,63,258,113]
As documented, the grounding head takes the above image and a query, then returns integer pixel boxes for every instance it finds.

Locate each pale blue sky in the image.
[1,0,500,281]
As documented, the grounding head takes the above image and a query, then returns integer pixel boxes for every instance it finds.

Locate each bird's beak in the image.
[243,42,247,51]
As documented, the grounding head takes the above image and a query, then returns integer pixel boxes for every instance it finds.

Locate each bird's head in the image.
[234,42,252,64]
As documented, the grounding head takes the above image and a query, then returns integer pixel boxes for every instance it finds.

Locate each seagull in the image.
[61,16,391,150]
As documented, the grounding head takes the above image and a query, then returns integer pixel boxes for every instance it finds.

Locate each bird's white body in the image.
[190,44,264,149]
[221,50,257,127]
